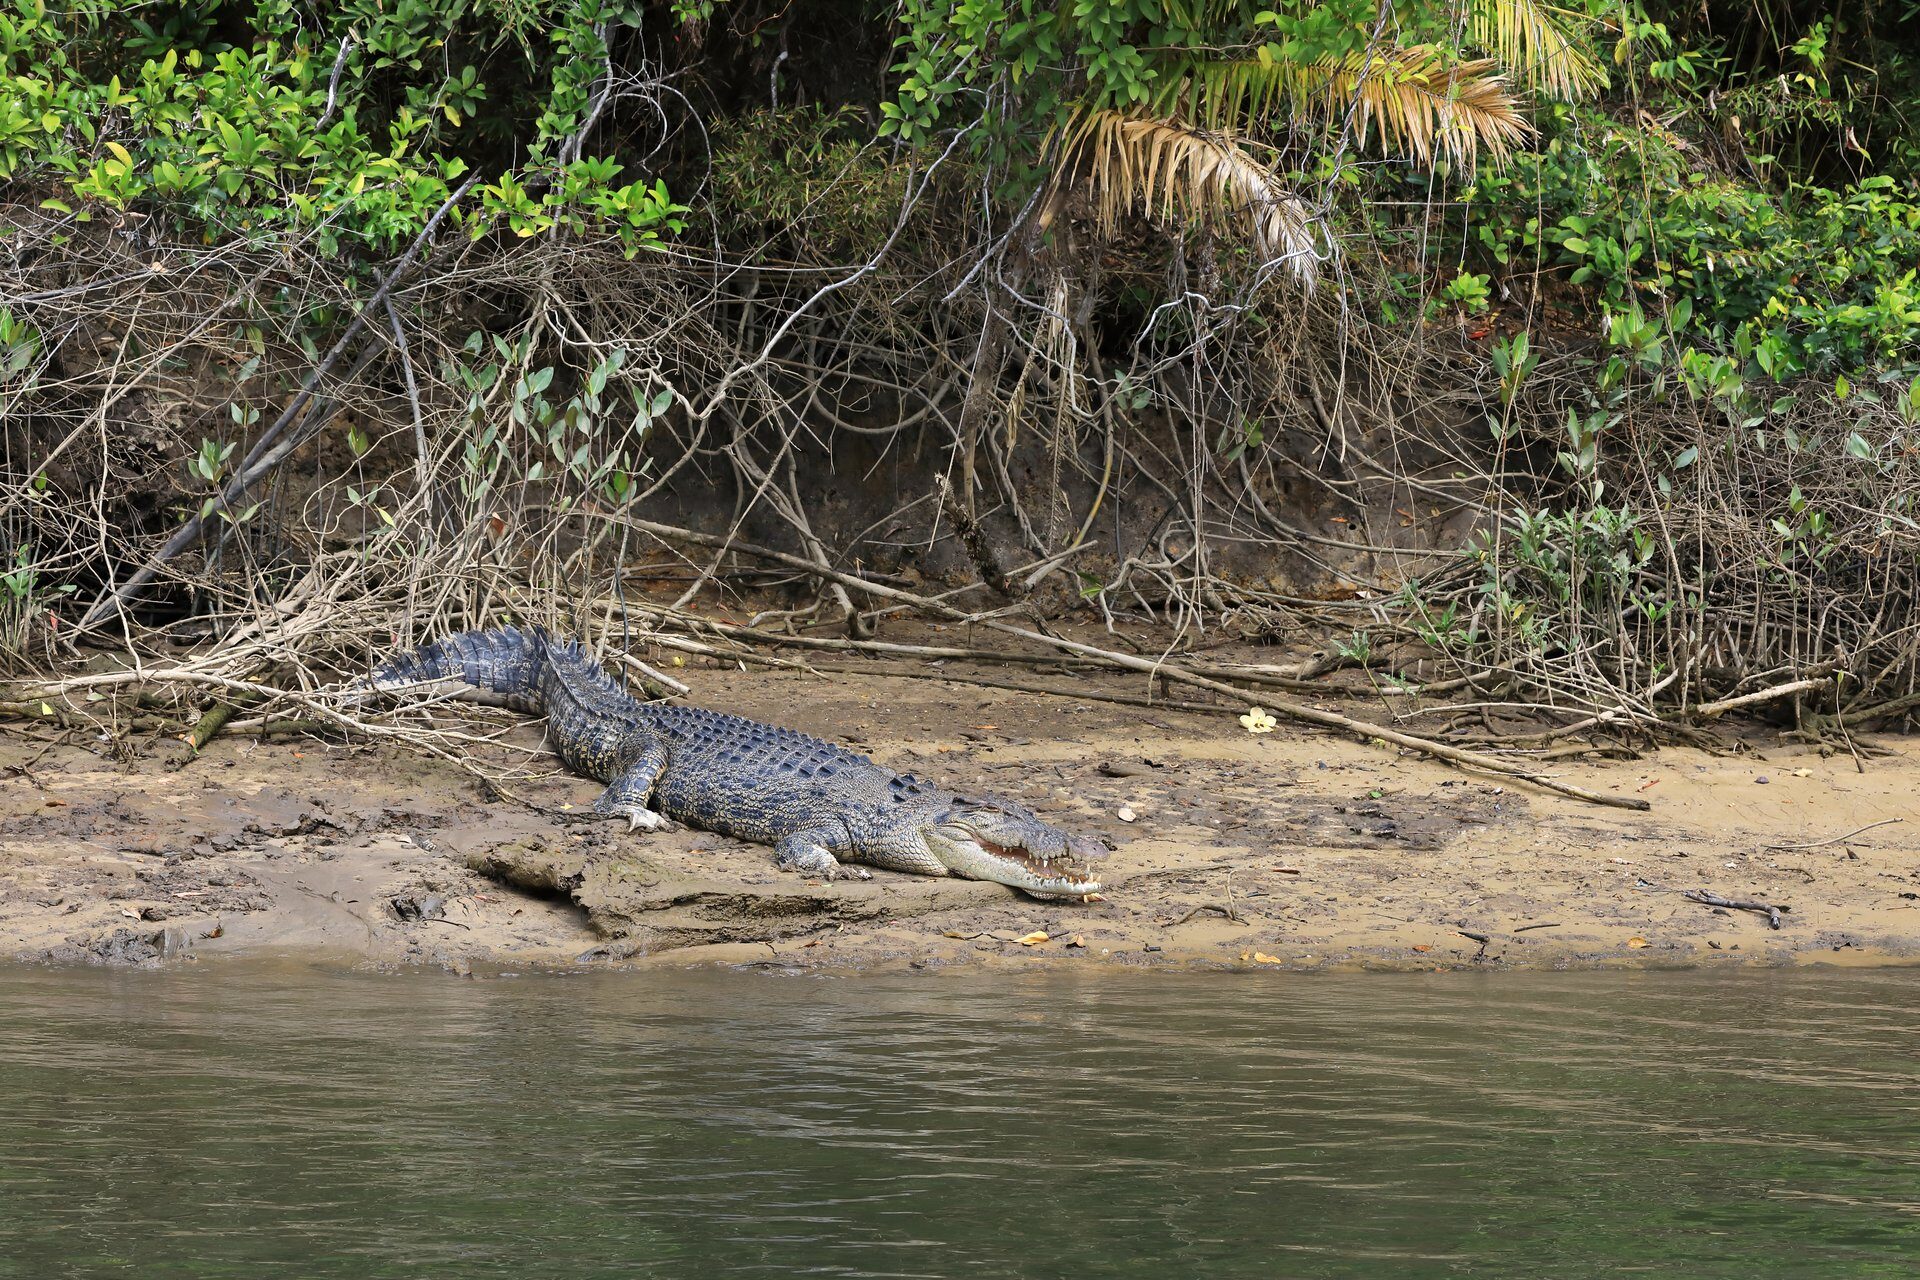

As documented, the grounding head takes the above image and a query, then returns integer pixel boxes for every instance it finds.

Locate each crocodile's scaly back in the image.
[365,626,1106,897]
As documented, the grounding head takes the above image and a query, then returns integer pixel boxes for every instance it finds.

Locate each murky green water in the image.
[2,965,1918,1277]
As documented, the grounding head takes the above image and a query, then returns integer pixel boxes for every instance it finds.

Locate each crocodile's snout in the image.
[926,807,1104,899]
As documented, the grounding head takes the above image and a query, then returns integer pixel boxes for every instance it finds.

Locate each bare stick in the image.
[1683,889,1787,929]
[1694,676,1830,719]
[315,28,358,131]
[1762,817,1902,851]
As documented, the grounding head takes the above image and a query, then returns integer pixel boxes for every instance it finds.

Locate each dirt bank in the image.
[6,655,1919,973]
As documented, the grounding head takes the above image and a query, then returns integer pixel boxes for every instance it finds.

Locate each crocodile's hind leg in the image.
[591,746,676,833]
[774,827,870,882]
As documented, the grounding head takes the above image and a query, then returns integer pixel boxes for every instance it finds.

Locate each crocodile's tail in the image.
[364,625,552,712]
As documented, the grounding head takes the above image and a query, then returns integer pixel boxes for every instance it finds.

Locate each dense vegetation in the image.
[7,0,1920,738]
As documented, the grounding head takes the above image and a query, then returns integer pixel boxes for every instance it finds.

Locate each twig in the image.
[314,29,358,131]
[1762,817,1902,851]
[1170,902,1245,926]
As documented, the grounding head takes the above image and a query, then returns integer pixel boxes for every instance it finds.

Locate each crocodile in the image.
[364,626,1106,898]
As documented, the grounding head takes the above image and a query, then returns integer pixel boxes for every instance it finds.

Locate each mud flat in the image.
[6,661,1919,973]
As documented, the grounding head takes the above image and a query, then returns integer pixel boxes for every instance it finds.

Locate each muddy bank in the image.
[6,659,1920,973]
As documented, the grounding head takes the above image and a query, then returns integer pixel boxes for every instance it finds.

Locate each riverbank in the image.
[5,659,1917,972]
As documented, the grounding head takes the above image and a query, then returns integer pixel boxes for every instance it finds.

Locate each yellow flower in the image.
[1238,707,1277,734]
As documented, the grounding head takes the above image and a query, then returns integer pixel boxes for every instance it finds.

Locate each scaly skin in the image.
[367,626,1106,897]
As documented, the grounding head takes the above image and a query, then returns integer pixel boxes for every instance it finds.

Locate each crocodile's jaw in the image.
[922,827,1101,899]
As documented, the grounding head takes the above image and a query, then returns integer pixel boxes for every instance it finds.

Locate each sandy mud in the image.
[6,656,1920,972]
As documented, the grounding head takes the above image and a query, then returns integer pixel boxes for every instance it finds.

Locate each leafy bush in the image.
[3,0,684,252]
[1462,106,1920,380]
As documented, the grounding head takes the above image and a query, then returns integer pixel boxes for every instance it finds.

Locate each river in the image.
[2,965,1916,1276]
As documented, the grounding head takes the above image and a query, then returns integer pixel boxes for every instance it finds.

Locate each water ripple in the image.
[3,967,1920,1277]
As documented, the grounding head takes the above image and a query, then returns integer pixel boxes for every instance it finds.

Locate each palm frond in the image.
[1044,108,1320,285]
[1169,46,1532,166]
[1468,0,1603,98]
[1318,48,1533,165]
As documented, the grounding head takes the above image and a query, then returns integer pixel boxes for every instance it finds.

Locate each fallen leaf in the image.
[1411,944,1432,952]
[120,909,139,919]
[969,724,998,731]
[1066,935,1086,948]
[1627,937,1650,949]
[1791,768,1812,778]
[1015,931,1049,946]
[1240,951,1284,965]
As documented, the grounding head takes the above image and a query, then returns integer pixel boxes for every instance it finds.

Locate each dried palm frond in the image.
[1167,45,1532,167]
[1043,108,1320,285]
[1467,0,1603,99]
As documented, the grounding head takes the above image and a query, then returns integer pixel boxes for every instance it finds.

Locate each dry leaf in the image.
[1240,951,1284,965]
[1411,944,1432,952]
[1627,937,1650,949]
[1015,931,1049,946]
[1067,935,1086,948]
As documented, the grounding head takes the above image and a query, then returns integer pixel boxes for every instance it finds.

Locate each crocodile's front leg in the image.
[592,743,675,832]
[774,826,870,881]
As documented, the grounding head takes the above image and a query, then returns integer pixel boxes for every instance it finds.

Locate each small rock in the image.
[1098,760,1156,778]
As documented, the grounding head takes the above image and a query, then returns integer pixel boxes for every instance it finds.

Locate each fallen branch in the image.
[1683,889,1787,929]
[1694,676,1832,720]
[170,692,260,766]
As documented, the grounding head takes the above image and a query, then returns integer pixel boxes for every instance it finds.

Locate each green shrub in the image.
[4,0,684,252]
[1461,104,1920,379]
